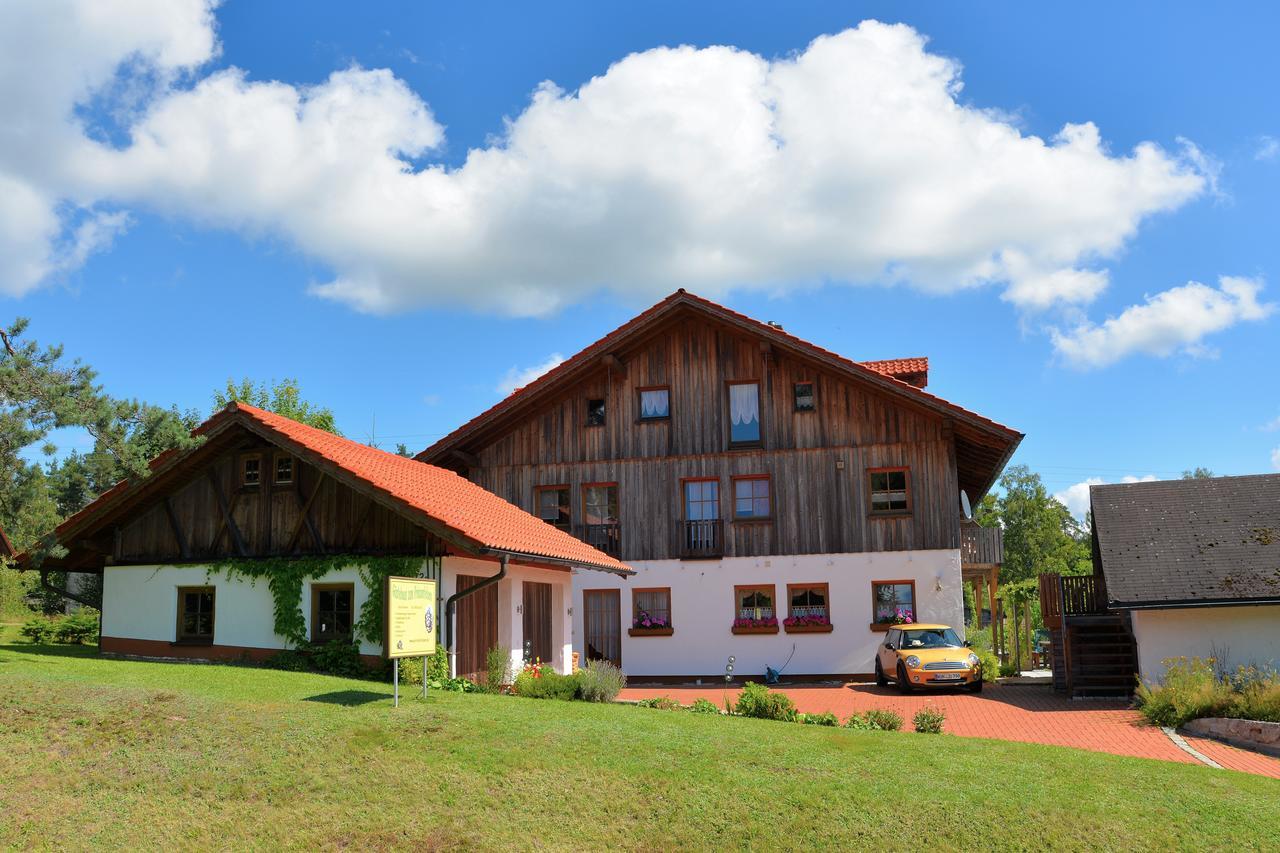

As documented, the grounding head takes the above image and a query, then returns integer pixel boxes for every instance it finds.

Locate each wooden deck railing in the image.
[960,521,1003,565]
[579,523,622,558]
[680,519,724,559]
[1039,572,1107,628]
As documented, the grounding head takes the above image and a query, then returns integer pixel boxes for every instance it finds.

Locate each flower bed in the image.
[1136,657,1280,728]
[783,614,832,634]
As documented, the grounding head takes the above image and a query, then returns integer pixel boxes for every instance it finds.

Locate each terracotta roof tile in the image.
[860,357,929,378]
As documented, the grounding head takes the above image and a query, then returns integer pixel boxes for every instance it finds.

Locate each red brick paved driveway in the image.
[619,682,1280,778]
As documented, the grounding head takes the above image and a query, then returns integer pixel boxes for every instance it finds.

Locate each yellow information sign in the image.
[384,576,438,659]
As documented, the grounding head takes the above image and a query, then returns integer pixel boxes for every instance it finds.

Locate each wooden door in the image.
[583,589,621,668]
[456,574,498,682]
[522,581,553,664]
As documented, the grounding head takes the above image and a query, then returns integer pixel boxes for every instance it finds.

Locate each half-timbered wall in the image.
[464,316,962,560]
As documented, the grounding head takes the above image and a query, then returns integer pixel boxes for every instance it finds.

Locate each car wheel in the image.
[875,659,888,687]
[969,678,984,694]
[897,663,913,694]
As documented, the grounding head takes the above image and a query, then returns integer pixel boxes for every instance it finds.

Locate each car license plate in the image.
[932,673,963,681]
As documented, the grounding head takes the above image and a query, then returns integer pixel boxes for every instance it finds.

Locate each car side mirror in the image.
[884,642,895,650]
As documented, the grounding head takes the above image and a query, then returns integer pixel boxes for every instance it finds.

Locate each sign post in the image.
[384,576,438,708]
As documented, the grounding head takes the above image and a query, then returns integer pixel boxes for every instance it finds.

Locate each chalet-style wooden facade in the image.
[23,403,629,679]
[421,291,1020,679]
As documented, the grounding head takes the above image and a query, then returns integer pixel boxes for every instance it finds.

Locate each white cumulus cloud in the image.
[1272,447,1280,471]
[1050,276,1274,369]
[1054,474,1158,520]
[496,353,566,396]
[0,5,1210,318]
[1256,135,1280,162]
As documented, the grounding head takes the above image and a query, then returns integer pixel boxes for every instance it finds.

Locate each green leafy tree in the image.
[214,378,340,435]
[981,465,1092,585]
[1181,467,1215,479]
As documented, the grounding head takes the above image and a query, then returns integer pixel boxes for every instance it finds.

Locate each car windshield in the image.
[899,628,963,649]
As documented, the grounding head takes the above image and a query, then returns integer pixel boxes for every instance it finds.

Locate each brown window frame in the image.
[794,380,816,412]
[274,453,295,486]
[534,484,572,531]
[731,474,772,522]
[175,586,215,644]
[786,583,830,618]
[581,482,620,525]
[680,476,721,521]
[726,379,764,448]
[241,453,262,487]
[311,582,356,644]
[636,385,671,422]
[629,586,673,636]
[585,398,607,427]
[732,583,778,633]
[868,466,912,516]
[870,579,917,631]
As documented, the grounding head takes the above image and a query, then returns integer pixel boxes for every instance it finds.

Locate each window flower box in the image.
[630,611,672,636]
[731,616,779,635]
[784,614,833,634]
[629,626,674,637]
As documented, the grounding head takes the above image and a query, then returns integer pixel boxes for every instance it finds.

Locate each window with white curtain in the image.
[728,382,761,445]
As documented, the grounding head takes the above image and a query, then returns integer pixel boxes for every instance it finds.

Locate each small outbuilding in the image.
[20,403,631,679]
[1091,473,1280,681]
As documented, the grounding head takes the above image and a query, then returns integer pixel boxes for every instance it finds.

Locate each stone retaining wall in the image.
[1181,717,1280,758]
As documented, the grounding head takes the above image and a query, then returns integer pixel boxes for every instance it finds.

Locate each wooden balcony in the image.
[960,520,1002,566]
[579,523,622,558]
[1039,573,1108,629]
[680,519,724,559]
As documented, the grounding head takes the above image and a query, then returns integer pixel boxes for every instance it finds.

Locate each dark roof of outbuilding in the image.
[1091,474,1280,609]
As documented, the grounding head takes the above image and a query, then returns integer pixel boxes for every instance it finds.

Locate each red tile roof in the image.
[418,290,1018,463]
[860,357,929,379]
[45,403,632,576]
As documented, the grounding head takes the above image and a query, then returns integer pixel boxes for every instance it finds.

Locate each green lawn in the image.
[2,633,1278,850]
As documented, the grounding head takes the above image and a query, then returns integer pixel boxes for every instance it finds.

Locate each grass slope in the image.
[2,635,1278,850]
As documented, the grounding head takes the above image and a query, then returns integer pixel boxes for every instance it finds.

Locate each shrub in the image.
[998,662,1019,678]
[798,711,840,726]
[733,682,797,722]
[913,707,946,734]
[426,645,449,682]
[1229,668,1280,723]
[636,695,682,710]
[513,666,581,700]
[577,658,625,702]
[19,617,54,644]
[977,649,1001,683]
[1137,657,1244,727]
[689,697,721,715]
[397,656,425,685]
[53,610,99,644]
[265,648,311,672]
[483,645,512,693]
[311,640,366,678]
[845,709,904,731]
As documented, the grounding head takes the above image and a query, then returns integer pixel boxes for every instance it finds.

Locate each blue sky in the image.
[4,1,1279,515]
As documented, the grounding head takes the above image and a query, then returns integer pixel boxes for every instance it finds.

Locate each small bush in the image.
[636,695,682,710]
[265,649,311,672]
[913,707,946,734]
[19,617,54,644]
[426,645,449,682]
[689,697,721,715]
[733,682,797,722]
[845,709,904,731]
[311,640,366,678]
[483,645,512,692]
[977,650,1001,683]
[397,656,425,685]
[513,667,581,700]
[53,610,99,644]
[1230,668,1280,723]
[998,662,1019,678]
[578,658,626,703]
[798,711,840,726]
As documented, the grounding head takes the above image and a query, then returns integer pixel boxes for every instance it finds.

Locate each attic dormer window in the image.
[242,454,261,487]
[275,455,294,485]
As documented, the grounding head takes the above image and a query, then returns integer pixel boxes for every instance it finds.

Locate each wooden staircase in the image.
[1039,574,1137,699]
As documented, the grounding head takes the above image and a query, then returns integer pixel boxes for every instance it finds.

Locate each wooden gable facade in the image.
[49,422,444,573]
[422,294,1021,563]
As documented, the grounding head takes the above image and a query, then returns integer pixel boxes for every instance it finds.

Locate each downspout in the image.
[444,554,508,678]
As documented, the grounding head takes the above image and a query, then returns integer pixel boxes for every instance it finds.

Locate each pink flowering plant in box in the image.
[874,606,914,625]
[632,609,670,630]
[732,615,778,629]
[783,613,831,629]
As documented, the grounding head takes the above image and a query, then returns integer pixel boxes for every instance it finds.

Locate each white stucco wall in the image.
[1131,605,1280,683]
[571,549,964,678]
[101,563,392,656]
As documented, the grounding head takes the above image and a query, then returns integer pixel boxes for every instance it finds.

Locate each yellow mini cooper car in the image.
[875,624,983,693]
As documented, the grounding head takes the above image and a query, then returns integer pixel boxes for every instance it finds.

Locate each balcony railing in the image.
[680,519,724,559]
[579,523,622,558]
[960,520,1003,565]
[1039,572,1107,628]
